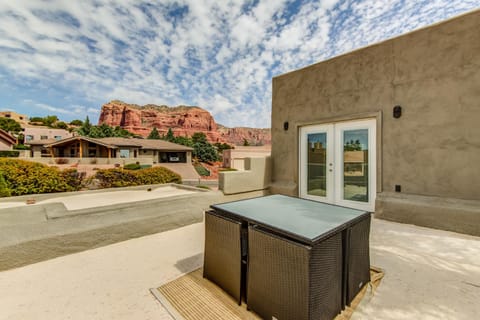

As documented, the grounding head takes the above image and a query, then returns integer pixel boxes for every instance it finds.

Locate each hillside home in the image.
[26,136,192,165]
[23,127,73,143]
[269,10,480,235]
[0,111,28,125]
[0,129,17,151]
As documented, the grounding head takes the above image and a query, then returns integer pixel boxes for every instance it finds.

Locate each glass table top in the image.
[211,194,369,243]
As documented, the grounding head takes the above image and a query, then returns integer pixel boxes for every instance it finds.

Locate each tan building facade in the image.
[222,146,271,170]
[0,111,28,125]
[270,10,480,235]
[23,127,73,143]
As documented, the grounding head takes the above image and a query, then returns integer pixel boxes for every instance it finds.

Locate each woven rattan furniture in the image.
[203,210,243,305]
[208,194,371,319]
[248,226,343,320]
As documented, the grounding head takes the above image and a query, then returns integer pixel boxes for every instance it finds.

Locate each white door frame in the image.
[299,119,376,212]
[299,123,334,203]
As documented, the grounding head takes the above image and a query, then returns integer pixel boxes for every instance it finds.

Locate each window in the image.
[119,149,130,158]
[54,136,62,140]
[26,135,34,141]
[40,135,48,140]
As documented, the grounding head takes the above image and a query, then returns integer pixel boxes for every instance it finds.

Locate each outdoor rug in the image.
[151,267,384,320]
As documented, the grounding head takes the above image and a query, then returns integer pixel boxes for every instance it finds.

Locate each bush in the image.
[94,166,181,188]
[0,151,20,158]
[13,144,30,150]
[194,164,210,176]
[60,169,85,191]
[0,159,79,196]
[0,173,11,197]
[123,163,141,170]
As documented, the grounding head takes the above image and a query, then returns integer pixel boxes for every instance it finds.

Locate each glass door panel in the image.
[307,133,327,197]
[299,124,334,203]
[300,119,376,212]
[343,129,369,202]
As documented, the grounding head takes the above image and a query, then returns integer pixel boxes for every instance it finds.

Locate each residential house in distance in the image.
[26,136,193,165]
[23,127,73,143]
[269,10,480,236]
[0,129,17,150]
[222,146,271,170]
[0,111,28,125]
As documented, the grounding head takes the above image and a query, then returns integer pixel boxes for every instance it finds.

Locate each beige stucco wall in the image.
[271,10,480,235]
[219,157,271,194]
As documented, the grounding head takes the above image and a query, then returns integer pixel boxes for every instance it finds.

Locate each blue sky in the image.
[0,1,478,128]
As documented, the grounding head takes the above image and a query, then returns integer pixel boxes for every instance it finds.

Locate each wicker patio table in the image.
[205,194,371,320]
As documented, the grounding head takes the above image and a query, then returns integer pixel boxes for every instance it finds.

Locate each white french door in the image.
[299,119,376,212]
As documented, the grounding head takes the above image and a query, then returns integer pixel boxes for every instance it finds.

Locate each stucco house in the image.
[222,146,271,170]
[0,111,28,125]
[26,136,193,165]
[269,10,480,236]
[0,129,17,151]
[23,127,73,143]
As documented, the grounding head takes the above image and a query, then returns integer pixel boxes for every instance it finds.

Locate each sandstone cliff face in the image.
[98,100,271,145]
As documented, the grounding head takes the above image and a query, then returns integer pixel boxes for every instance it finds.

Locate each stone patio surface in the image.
[0,218,479,320]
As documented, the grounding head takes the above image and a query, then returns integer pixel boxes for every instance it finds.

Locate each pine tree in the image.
[147,127,161,139]
[165,128,175,142]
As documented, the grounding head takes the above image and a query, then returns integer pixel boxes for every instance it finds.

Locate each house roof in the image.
[134,139,194,151]
[43,136,117,148]
[26,139,57,145]
[0,128,17,145]
[42,136,193,151]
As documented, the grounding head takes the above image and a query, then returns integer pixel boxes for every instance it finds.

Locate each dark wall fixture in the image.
[283,121,289,131]
[393,105,402,118]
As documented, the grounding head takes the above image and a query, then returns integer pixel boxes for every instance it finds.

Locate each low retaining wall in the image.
[0,186,268,271]
[375,193,480,236]
[219,157,271,194]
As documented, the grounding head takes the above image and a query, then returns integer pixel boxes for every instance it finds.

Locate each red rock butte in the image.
[98,100,271,146]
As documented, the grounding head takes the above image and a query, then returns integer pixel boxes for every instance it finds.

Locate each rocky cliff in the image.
[98,100,271,145]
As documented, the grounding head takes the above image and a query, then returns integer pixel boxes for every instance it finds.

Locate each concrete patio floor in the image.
[0,218,479,320]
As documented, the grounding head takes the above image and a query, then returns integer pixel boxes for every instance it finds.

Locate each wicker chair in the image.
[247,225,343,320]
[346,216,371,305]
[203,210,243,305]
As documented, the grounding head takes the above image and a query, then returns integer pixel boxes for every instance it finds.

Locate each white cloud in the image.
[0,0,478,127]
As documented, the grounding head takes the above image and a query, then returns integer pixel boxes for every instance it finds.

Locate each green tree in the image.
[54,121,68,129]
[173,136,194,147]
[0,117,22,134]
[165,128,175,142]
[43,115,58,127]
[29,116,44,123]
[76,116,92,136]
[192,132,207,144]
[191,132,219,163]
[214,142,233,153]
[69,119,83,126]
[242,138,250,146]
[147,127,161,139]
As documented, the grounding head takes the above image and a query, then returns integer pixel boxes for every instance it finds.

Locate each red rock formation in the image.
[98,100,271,145]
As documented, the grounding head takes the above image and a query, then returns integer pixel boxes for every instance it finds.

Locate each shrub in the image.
[94,166,181,188]
[0,151,20,158]
[0,173,11,197]
[124,163,141,170]
[60,169,85,191]
[0,159,78,196]
[13,144,30,150]
[194,164,210,176]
